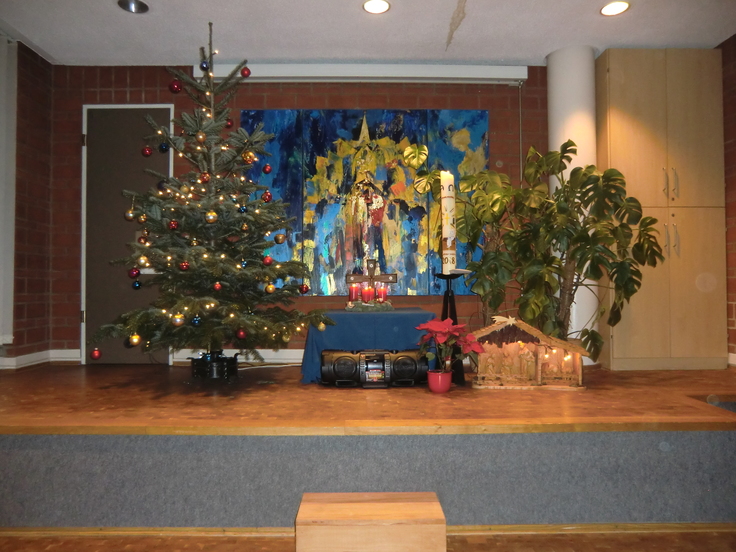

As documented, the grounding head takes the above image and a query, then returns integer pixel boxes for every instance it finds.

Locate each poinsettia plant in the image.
[416,318,484,372]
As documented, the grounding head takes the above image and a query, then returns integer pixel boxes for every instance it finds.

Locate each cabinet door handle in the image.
[672,167,679,198]
[663,223,669,255]
[662,167,669,196]
[673,223,680,255]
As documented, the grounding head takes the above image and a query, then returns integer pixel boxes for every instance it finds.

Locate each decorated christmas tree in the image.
[94,24,330,374]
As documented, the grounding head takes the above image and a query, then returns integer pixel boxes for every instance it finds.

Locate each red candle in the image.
[361,286,375,303]
[348,283,360,302]
[376,285,388,303]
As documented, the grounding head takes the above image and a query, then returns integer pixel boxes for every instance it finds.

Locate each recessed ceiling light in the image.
[601,2,630,16]
[118,0,149,14]
[363,0,390,14]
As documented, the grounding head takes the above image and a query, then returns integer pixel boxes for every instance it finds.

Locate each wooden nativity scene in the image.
[472,316,588,390]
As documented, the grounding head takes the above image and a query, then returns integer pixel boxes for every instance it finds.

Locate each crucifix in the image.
[346,259,397,302]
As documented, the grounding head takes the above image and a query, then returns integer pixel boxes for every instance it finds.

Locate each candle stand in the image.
[436,271,469,385]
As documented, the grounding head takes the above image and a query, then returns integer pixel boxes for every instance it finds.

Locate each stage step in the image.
[295,492,446,552]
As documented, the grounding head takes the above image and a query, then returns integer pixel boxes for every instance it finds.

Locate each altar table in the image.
[301,308,435,383]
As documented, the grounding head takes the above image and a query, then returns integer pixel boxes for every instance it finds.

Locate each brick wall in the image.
[9,42,736,360]
[8,43,53,357]
[12,56,547,357]
[721,35,736,356]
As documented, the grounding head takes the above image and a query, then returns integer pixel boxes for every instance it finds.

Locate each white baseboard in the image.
[0,349,81,369]
[0,348,306,370]
[170,348,305,365]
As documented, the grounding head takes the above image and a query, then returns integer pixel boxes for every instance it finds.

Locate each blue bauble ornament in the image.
[158,142,170,153]
[191,316,202,326]
[240,260,248,268]
[200,60,210,71]
[157,180,168,191]
[132,280,142,290]
[238,205,247,213]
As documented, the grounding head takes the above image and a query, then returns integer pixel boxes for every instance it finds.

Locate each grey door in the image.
[85,107,171,364]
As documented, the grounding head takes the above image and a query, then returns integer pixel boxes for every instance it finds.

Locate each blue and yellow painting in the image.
[240,109,488,296]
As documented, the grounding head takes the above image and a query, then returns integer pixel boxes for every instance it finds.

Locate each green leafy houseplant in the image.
[403,140,664,360]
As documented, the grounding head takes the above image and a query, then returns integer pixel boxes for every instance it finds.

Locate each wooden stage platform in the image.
[2,363,736,529]
[1,363,735,436]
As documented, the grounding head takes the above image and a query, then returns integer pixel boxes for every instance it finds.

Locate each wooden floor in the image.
[0,363,735,435]
[2,530,736,552]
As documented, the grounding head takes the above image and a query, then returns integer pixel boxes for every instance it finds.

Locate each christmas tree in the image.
[94,23,331,369]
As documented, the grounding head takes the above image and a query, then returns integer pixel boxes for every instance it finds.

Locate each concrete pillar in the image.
[546,46,598,359]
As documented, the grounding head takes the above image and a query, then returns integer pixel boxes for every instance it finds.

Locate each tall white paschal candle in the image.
[440,171,456,273]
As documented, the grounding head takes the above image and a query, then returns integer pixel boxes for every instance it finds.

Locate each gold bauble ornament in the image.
[137,256,149,266]
[141,228,149,237]
[241,151,256,164]
[317,322,327,332]
[172,314,185,327]
[195,131,207,143]
[137,213,147,223]
[241,223,249,232]
[129,334,141,346]
[274,233,286,244]
[265,284,276,294]
[180,184,190,194]
[190,238,198,246]
[124,209,135,221]
[205,211,218,223]
[282,334,291,343]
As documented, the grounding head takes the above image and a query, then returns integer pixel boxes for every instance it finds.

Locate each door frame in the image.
[80,104,174,363]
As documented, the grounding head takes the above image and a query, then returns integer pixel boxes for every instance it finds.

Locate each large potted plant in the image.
[404,140,664,360]
[416,318,484,393]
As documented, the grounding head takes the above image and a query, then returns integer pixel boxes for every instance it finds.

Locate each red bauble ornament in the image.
[240,66,251,78]
[137,236,147,244]
[141,146,154,157]
[200,172,211,183]
[168,220,179,230]
[128,267,140,279]
[179,261,190,271]
[213,282,223,291]
[263,255,274,266]
[261,190,273,202]
[90,348,102,360]
[236,329,247,339]
[225,118,234,129]
[168,79,183,93]
[299,283,310,294]
[262,164,272,175]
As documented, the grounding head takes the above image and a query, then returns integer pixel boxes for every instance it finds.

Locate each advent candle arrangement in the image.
[344,259,398,310]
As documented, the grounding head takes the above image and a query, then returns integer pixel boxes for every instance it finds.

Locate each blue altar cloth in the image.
[301,308,436,383]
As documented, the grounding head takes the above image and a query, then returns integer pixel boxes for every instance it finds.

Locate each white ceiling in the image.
[0,0,735,68]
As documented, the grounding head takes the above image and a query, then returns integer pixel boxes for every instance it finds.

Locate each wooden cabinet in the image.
[596,49,727,370]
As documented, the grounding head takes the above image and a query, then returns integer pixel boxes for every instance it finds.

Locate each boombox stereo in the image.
[320,349,428,388]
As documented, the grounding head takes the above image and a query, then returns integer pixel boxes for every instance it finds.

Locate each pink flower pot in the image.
[427,370,453,393]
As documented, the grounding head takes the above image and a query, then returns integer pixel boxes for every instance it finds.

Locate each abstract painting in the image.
[240,109,488,296]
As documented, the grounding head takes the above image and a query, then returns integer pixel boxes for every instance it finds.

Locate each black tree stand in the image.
[436,272,468,386]
[190,350,239,380]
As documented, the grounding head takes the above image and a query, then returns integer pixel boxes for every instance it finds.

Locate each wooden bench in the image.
[295,492,446,552]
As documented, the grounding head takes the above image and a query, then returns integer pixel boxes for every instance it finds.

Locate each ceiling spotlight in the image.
[363,0,390,14]
[600,1,630,16]
[118,0,149,14]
